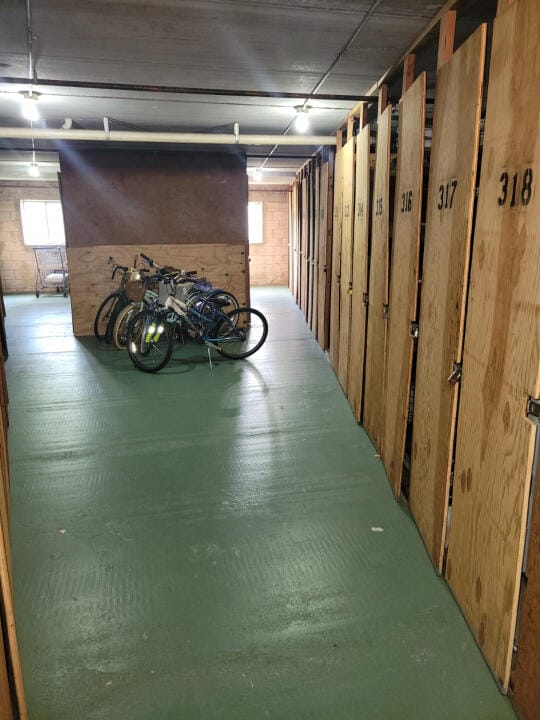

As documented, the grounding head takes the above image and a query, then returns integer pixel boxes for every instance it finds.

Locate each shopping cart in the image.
[33,246,69,298]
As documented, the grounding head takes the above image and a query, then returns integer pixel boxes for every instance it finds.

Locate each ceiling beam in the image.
[0,76,371,104]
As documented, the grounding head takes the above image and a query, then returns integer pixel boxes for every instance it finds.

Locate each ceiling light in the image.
[21,91,40,121]
[253,169,263,182]
[28,162,40,177]
[294,107,309,133]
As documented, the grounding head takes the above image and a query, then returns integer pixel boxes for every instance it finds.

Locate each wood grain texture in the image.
[347,125,371,422]
[68,244,249,336]
[0,627,13,720]
[408,25,486,570]
[59,150,248,248]
[446,1,540,692]
[311,164,320,340]
[300,177,309,314]
[363,106,392,451]
[337,138,356,392]
[292,181,299,303]
[382,73,426,495]
[307,167,316,331]
[329,148,344,371]
[0,357,27,719]
[317,159,333,350]
[512,453,540,718]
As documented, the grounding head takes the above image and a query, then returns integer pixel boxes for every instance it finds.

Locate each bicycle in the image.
[112,254,240,351]
[125,272,268,373]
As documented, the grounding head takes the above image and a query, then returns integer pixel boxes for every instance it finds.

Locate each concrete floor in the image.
[5,288,516,720]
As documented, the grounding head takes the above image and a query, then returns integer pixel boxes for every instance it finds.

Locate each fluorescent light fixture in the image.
[294,107,309,133]
[28,162,40,177]
[21,91,40,121]
[253,169,263,182]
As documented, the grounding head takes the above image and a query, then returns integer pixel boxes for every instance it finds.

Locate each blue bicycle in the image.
[126,273,268,373]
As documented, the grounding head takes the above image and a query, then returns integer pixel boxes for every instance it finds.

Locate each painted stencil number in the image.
[498,168,533,207]
[437,179,458,210]
[357,200,364,218]
[401,190,413,213]
[375,197,383,216]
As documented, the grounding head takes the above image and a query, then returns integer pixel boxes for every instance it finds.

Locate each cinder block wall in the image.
[248,187,289,286]
[0,182,61,292]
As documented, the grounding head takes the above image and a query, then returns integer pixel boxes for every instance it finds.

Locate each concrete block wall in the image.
[248,187,289,286]
[0,182,61,293]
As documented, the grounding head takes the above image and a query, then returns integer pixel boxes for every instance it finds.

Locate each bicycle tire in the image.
[126,310,173,372]
[94,292,124,340]
[215,307,268,359]
[112,302,140,350]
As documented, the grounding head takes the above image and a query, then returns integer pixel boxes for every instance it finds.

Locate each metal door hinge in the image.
[410,321,419,339]
[526,396,540,419]
[447,362,462,385]
[383,304,389,319]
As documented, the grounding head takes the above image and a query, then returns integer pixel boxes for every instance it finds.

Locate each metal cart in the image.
[33,246,69,298]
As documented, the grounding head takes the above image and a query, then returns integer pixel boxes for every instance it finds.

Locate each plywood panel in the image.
[408,25,486,569]
[446,0,540,691]
[347,125,371,421]
[329,148,344,370]
[291,182,299,301]
[307,167,315,330]
[60,150,248,248]
[317,160,333,350]
[513,453,540,718]
[337,139,356,392]
[363,106,392,451]
[300,177,309,314]
[68,243,249,336]
[0,628,13,720]
[382,73,426,495]
[311,163,320,339]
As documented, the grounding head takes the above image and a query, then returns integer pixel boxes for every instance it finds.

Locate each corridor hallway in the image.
[5,288,515,719]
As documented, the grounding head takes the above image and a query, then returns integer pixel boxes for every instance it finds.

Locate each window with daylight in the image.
[20,200,66,246]
[248,201,263,244]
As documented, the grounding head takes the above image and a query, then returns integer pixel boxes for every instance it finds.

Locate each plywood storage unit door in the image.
[317,157,334,350]
[363,105,392,451]
[408,25,486,570]
[337,138,356,392]
[446,0,540,693]
[382,73,426,495]
[512,455,540,718]
[311,163,320,338]
[0,356,28,720]
[329,147,344,370]
[347,124,371,422]
[289,183,297,296]
[300,175,309,315]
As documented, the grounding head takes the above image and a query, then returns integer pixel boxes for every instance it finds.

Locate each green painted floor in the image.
[5,288,516,720]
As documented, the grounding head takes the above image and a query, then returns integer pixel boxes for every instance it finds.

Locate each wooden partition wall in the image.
[290,4,539,714]
[446,0,540,693]
[347,119,371,421]
[0,348,27,719]
[363,102,392,452]
[409,24,487,570]
[382,73,426,495]
[60,150,250,336]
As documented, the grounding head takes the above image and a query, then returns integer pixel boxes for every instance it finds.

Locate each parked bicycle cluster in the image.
[93,253,268,372]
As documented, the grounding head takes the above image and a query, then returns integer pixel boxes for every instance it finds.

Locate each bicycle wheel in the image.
[112,302,140,350]
[94,292,124,340]
[126,310,173,372]
[215,307,268,359]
